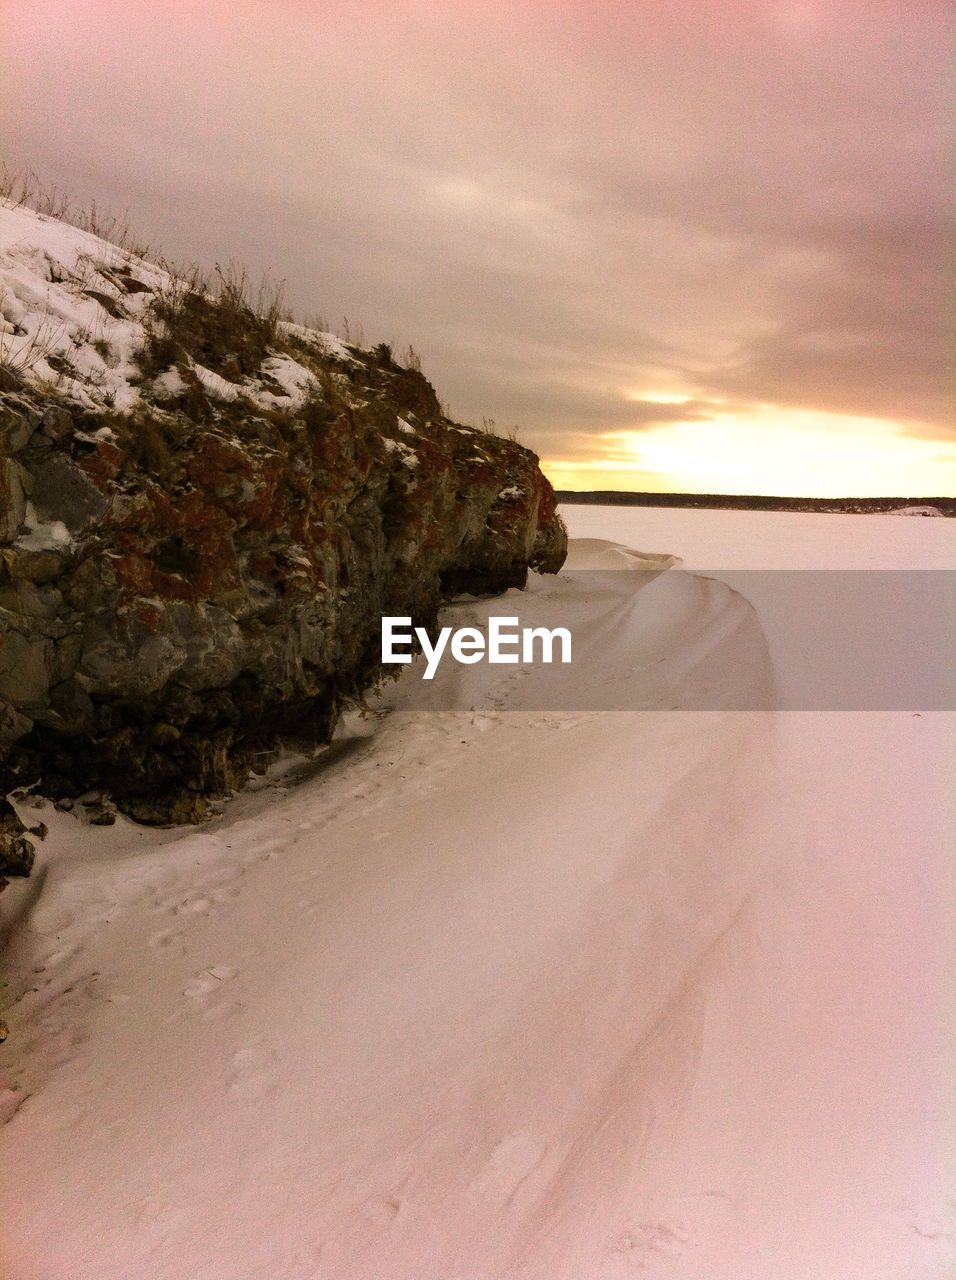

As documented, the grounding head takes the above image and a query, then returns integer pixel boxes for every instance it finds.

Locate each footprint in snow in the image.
[177,965,239,1021]
[228,1042,279,1103]
[176,894,216,915]
[475,1132,549,1205]
[147,926,185,952]
[0,1086,28,1125]
[610,1222,687,1263]
[889,1207,954,1243]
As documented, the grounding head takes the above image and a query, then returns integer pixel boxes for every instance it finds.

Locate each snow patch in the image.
[151,366,187,400]
[15,501,73,551]
[192,364,240,403]
[252,353,318,409]
[383,436,420,469]
[280,321,355,363]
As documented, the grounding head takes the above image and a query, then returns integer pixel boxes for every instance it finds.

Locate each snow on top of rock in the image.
[0,201,163,413]
[15,501,73,551]
[151,365,188,401]
[0,200,356,421]
[383,436,420,468]
[192,364,242,403]
[279,321,356,364]
[254,353,318,410]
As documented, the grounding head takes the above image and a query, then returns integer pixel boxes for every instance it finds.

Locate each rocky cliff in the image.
[0,202,566,876]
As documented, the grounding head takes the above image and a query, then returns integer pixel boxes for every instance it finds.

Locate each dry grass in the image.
[476,415,520,442]
[138,261,287,382]
[0,287,61,381]
[1,164,155,259]
[213,262,286,335]
[338,316,365,347]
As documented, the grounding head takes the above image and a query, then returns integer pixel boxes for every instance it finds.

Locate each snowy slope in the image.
[0,200,351,414]
[0,514,952,1272]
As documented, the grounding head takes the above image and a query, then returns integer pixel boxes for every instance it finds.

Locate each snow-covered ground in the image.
[1,508,952,1280]
[562,503,955,569]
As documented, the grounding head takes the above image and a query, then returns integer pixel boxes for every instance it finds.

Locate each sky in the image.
[1,0,953,496]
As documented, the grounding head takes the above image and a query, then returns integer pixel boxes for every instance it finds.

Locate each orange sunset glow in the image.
[545,404,956,496]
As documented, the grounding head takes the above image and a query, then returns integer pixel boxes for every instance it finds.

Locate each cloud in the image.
[0,0,950,491]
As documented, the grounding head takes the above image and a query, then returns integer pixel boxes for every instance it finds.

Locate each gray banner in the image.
[379,570,954,711]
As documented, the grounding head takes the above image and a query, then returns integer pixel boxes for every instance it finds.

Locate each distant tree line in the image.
[556,491,955,516]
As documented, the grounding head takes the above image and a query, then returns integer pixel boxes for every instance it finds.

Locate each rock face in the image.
[0,203,566,866]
